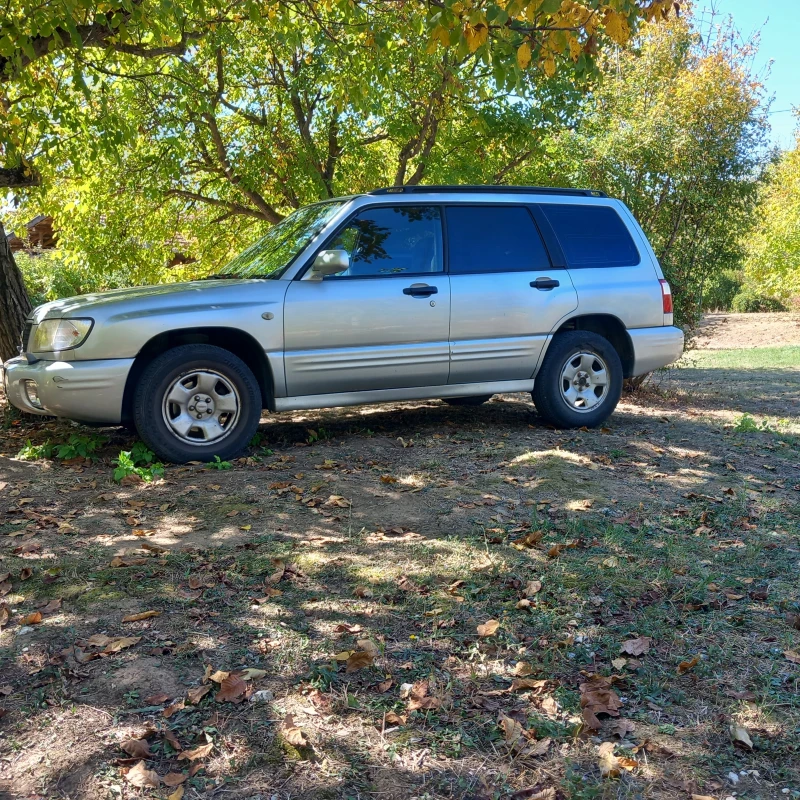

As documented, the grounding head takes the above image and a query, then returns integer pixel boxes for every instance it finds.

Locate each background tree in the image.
[740,129,800,306]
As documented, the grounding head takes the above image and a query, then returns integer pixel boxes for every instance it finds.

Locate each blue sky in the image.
[703,0,799,149]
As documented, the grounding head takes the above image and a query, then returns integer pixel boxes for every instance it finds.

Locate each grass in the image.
[685,345,800,370]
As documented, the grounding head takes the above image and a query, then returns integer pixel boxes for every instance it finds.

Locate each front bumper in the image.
[628,326,684,377]
[1,356,134,423]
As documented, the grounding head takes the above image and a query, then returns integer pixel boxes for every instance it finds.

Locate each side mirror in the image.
[310,249,350,277]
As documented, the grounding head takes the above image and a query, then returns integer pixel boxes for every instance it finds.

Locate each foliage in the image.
[741,134,800,304]
[532,14,769,330]
[14,249,110,306]
[113,445,163,481]
[17,433,106,460]
[207,455,232,470]
[733,413,772,433]
[701,269,743,311]
[1,0,678,192]
[730,287,786,313]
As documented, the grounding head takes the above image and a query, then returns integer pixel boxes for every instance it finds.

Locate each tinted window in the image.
[326,206,443,277]
[539,204,640,268]
[446,206,550,274]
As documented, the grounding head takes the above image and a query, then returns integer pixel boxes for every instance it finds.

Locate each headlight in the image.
[32,319,94,352]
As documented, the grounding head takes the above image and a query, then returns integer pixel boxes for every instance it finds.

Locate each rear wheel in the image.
[443,395,493,407]
[532,331,622,429]
[133,344,262,463]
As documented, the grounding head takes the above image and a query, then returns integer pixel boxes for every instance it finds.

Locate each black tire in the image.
[443,395,493,407]
[532,331,622,429]
[133,344,262,463]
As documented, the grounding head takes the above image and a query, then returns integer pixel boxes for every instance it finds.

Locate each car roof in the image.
[365,185,607,198]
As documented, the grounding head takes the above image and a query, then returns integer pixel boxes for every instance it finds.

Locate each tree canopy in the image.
[1,0,680,188]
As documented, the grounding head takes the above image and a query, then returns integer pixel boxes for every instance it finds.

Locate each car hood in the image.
[30,279,276,322]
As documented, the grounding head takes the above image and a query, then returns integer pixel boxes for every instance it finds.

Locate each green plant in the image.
[17,439,55,460]
[113,450,164,482]
[730,288,786,313]
[129,441,156,465]
[52,433,107,460]
[733,413,772,433]
[207,455,232,470]
[306,427,331,444]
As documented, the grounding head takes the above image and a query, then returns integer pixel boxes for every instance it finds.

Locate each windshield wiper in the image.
[201,272,273,280]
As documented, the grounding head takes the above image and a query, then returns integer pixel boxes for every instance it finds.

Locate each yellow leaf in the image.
[477,619,500,637]
[464,22,488,53]
[568,34,581,61]
[543,56,556,77]
[168,787,184,800]
[604,10,630,46]
[517,42,532,69]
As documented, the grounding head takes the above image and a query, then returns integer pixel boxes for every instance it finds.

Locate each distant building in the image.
[6,215,57,253]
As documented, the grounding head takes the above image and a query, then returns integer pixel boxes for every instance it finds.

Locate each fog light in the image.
[23,380,43,409]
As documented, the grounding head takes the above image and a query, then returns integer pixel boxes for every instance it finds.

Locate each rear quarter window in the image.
[539,204,641,268]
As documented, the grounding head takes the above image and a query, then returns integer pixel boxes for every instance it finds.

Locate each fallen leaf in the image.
[126,760,160,788]
[611,658,627,670]
[216,673,248,703]
[384,710,406,725]
[163,699,185,718]
[40,598,62,614]
[22,612,42,625]
[187,683,212,704]
[598,741,637,778]
[730,724,753,750]
[0,581,12,597]
[346,650,375,673]
[677,655,700,675]
[19,567,33,580]
[177,742,213,761]
[524,580,542,597]
[477,619,500,637]
[406,680,441,711]
[208,669,230,683]
[163,772,187,787]
[0,604,9,627]
[121,738,151,758]
[240,667,267,681]
[122,611,161,623]
[620,636,651,656]
[513,662,533,677]
[281,714,310,747]
[103,636,141,654]
[785,649,800,664]
[356,639,380,658]
[145,693,170,705]
[510,678,548,693]
[167,786,184,800]
[580,675,622,729]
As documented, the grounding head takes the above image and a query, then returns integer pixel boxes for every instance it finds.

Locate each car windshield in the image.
[217,201,344,279]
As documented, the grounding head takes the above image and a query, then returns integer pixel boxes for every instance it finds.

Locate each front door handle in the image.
[530,277,560,290]
[403,284,438,298]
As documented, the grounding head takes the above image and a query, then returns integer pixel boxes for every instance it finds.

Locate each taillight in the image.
[659,279,673,314]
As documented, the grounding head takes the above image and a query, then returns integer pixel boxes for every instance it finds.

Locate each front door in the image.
[445,204,578,384]
[283,205,451,397]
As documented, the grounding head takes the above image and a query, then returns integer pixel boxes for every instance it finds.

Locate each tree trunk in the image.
[0,220,32,362]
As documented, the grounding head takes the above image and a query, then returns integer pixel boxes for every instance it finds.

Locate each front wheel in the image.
[532,331,622,429]
[133,344,262,463]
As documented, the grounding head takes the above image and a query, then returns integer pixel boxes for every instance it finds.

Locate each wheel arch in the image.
[547,314,635,378]
[121,327,274,423]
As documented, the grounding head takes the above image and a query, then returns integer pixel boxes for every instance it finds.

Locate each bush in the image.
[15,249,114,306]
[703,269,742,310]
[730,288,786,313]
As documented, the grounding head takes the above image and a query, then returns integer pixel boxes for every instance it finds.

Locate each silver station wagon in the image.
[3,186,684,463]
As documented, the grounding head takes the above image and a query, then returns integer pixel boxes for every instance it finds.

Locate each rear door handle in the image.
[530,277,560,290]
[403,284,438,298]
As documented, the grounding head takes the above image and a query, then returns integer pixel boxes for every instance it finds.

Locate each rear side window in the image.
[446,206,551,274]
[539,204,640,268]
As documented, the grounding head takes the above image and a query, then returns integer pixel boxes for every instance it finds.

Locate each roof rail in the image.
[367,184,608,198]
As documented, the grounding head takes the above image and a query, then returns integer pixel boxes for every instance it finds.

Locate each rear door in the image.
[445,204,578,384]
[534,202,662,329]
[283,205,451,396]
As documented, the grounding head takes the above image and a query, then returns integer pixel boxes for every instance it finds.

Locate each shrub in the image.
[15,249,111,306]
[730,288,786,313]
[703,269,742,311]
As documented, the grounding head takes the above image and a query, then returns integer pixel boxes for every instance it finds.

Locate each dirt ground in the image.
[694,312,800,350]
[0,314,798,800]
